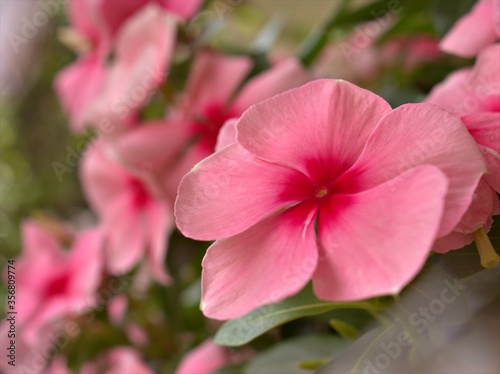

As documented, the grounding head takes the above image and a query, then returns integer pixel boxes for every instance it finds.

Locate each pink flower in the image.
[8,220,102,343]
[108,295,128,326]
[440,0,500,57]
[175,79,486,319]
[175,339,232,374]
[80,140,173,284]
[55,3,179,133]
[426,45,500,251]
[80,347,153,374]
[85,4,177,135]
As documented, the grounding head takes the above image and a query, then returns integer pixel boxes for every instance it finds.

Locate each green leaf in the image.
[214,285,387,347]
[243,335,347,374]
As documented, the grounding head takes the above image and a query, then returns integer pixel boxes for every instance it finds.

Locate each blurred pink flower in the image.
[0,322,67,374]
[380,35,443,70]
[125,322,149,346]
[44,356,72,374]
[9,220,102,343]
[175,339,231,374]
[55,2,183,133]
[80,140,173,284]
[175,79,486,319]
[440,0,500,57]
[426,44,500,251]
[81,347,153,374]
[108,295,128,326]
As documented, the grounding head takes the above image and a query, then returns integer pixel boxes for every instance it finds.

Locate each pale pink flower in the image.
[7,220,102,343]
[175,79,486,319]
[175,339,232,374]
[80,140,173,284]
[440,0,500,57]
[80,347,153,374]
[426,44,500,251]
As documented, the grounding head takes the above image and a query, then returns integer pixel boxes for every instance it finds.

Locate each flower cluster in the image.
[2,0,499,372]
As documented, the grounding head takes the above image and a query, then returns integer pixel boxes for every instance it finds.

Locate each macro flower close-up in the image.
[1,0,499,373]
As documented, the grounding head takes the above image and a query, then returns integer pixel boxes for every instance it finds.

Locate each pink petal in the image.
[313,166,448,301]
[425,68,472,116]
[469,43,500,96]
[433,231,474,253]
[176,339,230,374]
[433,213,496,253]
[145,201,173,285]
[88,4,176,129]
[233,58,311,110]
[98,0,148,41]
[175,144,313,241]
[21,220,60,257]
[463,112,500,191]
[158,0,202,20]
[80,141,130,217]
[67,0,104,44]
[337,103,486,237]
[67,228,104,310]
[215,119,238,152]
[454,180,500,233]
[176,51,252,116]
[54,53,106,132]
[105,196,146,274]
[236,79,391,180]
[163,143,209,201]
[111,120,191,174]
[201,202,318,320]
[440,0,499,57]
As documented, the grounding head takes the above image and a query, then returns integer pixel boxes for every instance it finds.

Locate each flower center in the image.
[315,186,329,198]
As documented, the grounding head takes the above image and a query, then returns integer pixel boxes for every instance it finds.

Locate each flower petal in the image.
[145,201,173,285]
[176,51,252,117]
[201,202,318,320]
[463,112,500,192]
[313,166,448,301]
[80,141,130,217]
[54,53,106,132]
[88,5,176,129]
[236,79,391,180]
[469,43,500,97]
[337,103,486,237]
[104,196,146,275]
[424,69,472,116]
[215,118,238,152]
[175,144,313,241]
[111,120,191,174]
[440,0,499,57]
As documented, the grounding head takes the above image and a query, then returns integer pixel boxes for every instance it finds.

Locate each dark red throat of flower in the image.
[44,272,71,298]
[191,103,240,151]
[129,177,150,209]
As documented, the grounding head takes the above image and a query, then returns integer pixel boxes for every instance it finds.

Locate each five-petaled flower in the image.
[175,79,486,320]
